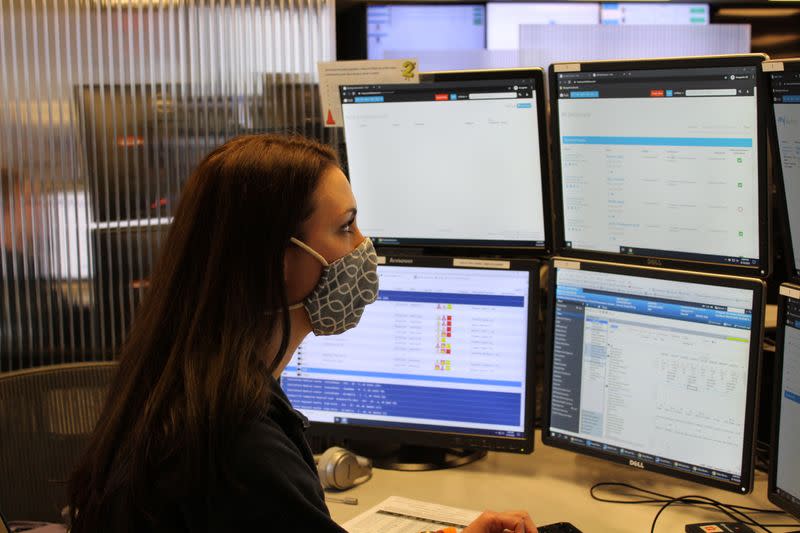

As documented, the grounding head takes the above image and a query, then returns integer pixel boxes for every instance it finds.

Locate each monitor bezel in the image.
[768,283,800,519]
[766,59,800,284]
[541,257,765,494]
[341,67,553,254]
[548,54,772,278]
[290,254,540,455]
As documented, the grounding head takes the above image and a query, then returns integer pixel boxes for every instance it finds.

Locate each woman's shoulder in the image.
[227,400,321,493]
[233,413,313,470]
[207,413,346,531]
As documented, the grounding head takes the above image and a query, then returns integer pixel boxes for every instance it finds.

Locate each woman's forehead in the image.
[311,167,356,218]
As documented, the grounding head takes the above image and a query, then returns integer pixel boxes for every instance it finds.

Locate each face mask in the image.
[289,237,379,336]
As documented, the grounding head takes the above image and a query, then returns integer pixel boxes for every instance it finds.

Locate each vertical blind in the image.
[0,0,337,371]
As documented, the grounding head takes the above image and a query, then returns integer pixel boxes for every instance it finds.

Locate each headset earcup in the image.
[317,446,342,489]
[317,447,373,490]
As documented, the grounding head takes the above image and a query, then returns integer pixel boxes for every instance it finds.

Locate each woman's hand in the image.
[462,510,537,533]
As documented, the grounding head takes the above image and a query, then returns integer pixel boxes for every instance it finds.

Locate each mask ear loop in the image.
[287,237,330,310]
[290,237,329,267]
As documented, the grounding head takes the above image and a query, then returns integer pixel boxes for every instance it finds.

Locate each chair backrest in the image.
[0,362,118,522]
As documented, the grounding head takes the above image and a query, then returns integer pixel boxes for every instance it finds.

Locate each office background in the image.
[0,1,797,367]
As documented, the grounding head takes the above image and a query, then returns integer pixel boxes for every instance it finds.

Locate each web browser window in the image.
[556,65,760,267]
[341,77,547,248]
[771,68,800,278]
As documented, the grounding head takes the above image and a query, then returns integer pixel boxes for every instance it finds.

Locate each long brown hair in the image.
[68,135,338,531]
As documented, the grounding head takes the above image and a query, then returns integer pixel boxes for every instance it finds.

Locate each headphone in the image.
[316,446,373,490]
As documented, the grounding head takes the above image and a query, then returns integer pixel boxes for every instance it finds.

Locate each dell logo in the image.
[629,460,645,469]
[645,259,663,267]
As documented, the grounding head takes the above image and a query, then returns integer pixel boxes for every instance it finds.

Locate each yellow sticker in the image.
[401,60,417,80]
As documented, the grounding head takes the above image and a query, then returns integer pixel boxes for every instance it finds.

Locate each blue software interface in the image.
[548,266,756,485]
[771,68,800,278]
[776,292,800,508]
[282,263,531,438]
[556,65,760,267]
[367,5,486,60]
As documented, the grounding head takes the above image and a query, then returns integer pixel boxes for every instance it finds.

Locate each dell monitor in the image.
[366,4,486,60]
[281,255,538,470]
[543,258,765,493]
[767,59,800,280]
[769,283,800,518]
[340,68,551,252]
[550,55,770,276]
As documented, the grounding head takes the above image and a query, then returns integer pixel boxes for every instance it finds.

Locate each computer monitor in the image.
[486,3,600,50]
[542,258,765,493]
[281,255,538,469]
[550,55,770,277]
[767,59,800,281]
[340,68,551,252]
[366,4,486,60]
[769,283,800,518]
[600,3,709,25]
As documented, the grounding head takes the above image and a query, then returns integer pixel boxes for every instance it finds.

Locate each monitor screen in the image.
[552,58,767,273]
[281,256,536,453]
[770,285,800,518]
[600,3,709,25]
[341,69,549,250]
[486,2,600,50]
[367,4,486,60]
[543,259,763,493]
[770,62,800,279]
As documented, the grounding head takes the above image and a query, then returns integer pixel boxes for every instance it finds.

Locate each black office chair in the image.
[0,362,117,523]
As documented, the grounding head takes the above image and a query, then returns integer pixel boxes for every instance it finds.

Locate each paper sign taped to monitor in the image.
[317,59,419,127]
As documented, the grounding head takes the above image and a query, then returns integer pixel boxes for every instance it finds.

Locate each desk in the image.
[328,430,797,532]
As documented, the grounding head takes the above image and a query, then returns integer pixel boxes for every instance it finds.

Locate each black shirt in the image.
[99,377,348,533]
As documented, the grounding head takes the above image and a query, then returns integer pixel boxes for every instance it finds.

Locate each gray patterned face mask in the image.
[288,237,379,336]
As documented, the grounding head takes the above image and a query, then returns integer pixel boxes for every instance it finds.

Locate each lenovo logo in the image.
[388,258,414,264]
[645,259,663,267]
[629,459,645,469]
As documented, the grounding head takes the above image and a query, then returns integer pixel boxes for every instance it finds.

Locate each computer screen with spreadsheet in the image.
[543,259,764,493]
[551,55,770,276]
[769,60,800,280]
[769,284,800,518]
[281,255,537,455]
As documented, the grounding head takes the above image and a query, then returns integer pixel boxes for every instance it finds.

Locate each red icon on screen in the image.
[434,94,449,101]
[650,89,665,97]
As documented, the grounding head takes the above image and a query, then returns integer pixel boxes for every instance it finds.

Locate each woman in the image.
[68,134,537,533]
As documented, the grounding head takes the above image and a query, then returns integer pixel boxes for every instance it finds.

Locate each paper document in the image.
[317,59,418,127]
[342,496,481,533]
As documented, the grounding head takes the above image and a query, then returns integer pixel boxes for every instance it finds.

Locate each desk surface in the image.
[328,430,796,532]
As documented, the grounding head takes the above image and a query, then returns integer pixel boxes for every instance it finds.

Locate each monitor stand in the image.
[349,441,487,471]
